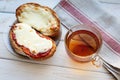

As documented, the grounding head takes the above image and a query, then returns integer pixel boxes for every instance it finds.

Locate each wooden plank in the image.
[0,13,15,33]
[0,13,111,73]
[0,0,60,13]
[0,0,117,80]
[0,59,114,80]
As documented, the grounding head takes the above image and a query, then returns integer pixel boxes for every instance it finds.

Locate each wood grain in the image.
[0,0,117,80]
[0,14,114,80]
[0,0,60,13]
[0,59,114,80]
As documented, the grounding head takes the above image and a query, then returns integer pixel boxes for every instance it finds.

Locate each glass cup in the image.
[64,24,102,62]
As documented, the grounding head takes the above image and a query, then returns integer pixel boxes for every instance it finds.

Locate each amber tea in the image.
[65,24,102,62]
[67,30,100,56]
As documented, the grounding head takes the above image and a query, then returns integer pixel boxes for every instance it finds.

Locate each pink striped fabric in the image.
[59,0,120,55]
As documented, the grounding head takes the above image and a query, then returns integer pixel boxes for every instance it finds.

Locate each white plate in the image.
[2,0,61,60]
[2,20,61,60]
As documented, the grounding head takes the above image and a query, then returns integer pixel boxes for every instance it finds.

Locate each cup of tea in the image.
[64,24,102,62]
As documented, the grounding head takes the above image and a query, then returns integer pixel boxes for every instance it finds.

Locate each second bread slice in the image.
[16,3,60,37]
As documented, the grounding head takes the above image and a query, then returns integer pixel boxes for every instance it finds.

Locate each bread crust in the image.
[16,3,60,37]
[9,24,56,60]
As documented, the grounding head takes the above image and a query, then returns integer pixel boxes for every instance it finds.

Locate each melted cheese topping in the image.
[18,6,57,33]
[14,23,52,54]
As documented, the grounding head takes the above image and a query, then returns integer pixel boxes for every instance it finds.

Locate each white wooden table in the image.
[0,0,118,80]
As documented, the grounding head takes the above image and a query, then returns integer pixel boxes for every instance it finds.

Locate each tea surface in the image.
[67,30,100,56]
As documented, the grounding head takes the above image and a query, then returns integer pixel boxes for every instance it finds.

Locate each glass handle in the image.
[92,55,102,67]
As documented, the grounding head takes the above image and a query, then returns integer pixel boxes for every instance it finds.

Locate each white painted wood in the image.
[0,14,115,80]
[0,0,118,80]
[0,24,115,80]
[0,27,107,73]
[0,0,60,13]
[0,59,114,80]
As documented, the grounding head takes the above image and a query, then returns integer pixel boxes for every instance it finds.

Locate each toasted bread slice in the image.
[9,23,56,60]
[16,3,60,37]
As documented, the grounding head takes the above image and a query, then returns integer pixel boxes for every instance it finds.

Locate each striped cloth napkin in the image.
[55,0,120,68]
